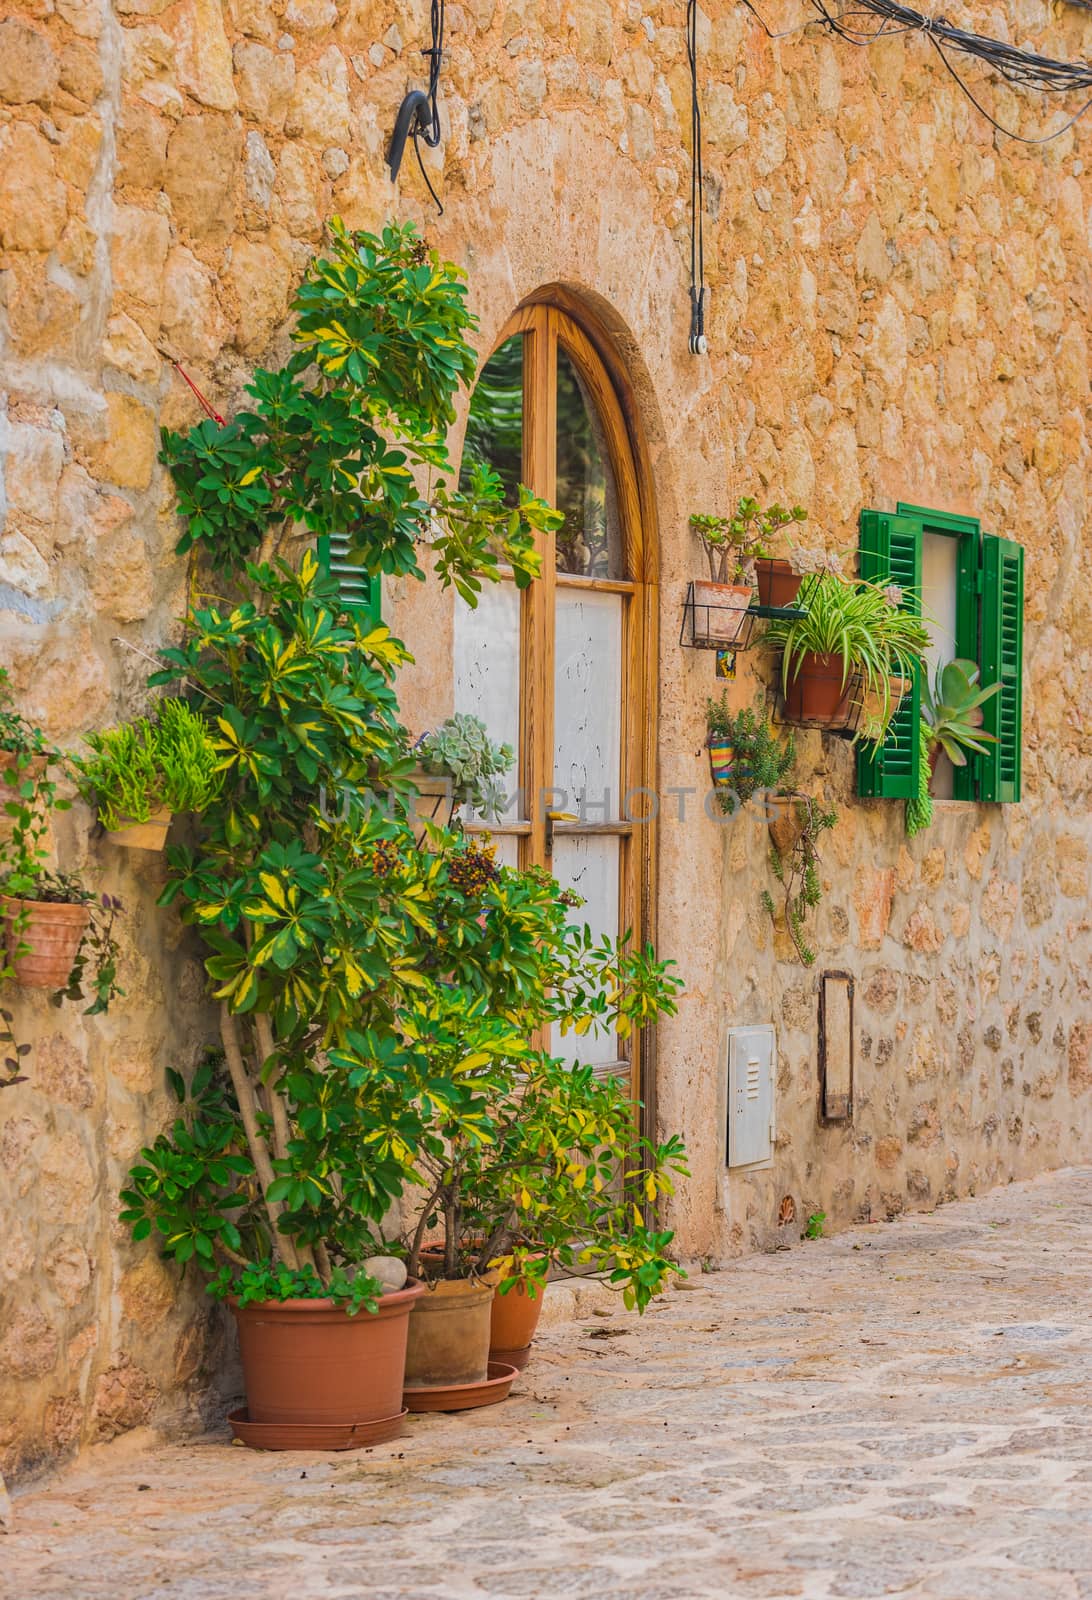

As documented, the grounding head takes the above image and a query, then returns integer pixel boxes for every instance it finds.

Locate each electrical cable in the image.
[387,0,446,214]
[743,0,1092,143]
[686,0,709,355]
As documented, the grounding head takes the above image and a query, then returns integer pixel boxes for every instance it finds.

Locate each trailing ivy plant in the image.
[0,668,124,1024]
[123,221,687,1314]
[761,794,839,965]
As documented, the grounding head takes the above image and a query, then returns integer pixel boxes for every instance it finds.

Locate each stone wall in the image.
[1,0,1090,1479]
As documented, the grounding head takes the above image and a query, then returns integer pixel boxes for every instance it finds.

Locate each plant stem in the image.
[218,1004,300,1271]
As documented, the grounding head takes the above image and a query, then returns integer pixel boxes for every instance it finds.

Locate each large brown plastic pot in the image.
[232,1281,425,1426]
[404,1278,495,1388]
[2,898,89,989]
[783,652,855,727]
[490,1278,548,1372]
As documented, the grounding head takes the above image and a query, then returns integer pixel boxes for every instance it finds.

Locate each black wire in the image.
[686,0,707,355]
[744,0,1092,143]
[411,0,446,213]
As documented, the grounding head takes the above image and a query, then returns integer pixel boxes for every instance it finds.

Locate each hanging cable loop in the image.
[387,0,446,213]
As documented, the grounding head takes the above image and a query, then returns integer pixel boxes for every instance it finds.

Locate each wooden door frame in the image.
[478,295,661,1137]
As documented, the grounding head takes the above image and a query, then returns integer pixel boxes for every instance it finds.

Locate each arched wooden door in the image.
[455,303,658,1101]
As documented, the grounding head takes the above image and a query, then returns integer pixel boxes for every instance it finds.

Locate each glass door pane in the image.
[555,346,624,578]
[553,588,623,819]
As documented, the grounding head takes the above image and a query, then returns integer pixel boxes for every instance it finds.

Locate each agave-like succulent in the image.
[921,658,1001,766]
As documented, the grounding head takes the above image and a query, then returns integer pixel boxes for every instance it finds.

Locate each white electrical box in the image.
[725,1025,775,1169]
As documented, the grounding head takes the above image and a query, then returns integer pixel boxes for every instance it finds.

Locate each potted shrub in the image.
[411,712,514,835]
[763,574,930,737]
[74,698,221,851]
[689,513,755,646]
[0,674,123,1010]
[706,697,795,817]
[122,221,691,1447]
[395,932,686,1403]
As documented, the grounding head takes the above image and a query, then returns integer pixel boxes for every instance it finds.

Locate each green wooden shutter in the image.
[857,509,923,799]
[316,531,381,627]
[978,534,1024,803]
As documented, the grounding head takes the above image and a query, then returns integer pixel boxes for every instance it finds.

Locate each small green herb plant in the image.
[804,1211,826,1240]
[761,793,839,965]
[415,712,514,818]
[75,698,222,831]
[0,669,124,1018]
[690,498,806,586]
[706,699,795,816]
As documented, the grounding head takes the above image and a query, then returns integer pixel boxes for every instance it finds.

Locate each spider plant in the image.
[764,574,931,734]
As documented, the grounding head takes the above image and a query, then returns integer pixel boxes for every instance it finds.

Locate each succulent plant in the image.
[922,658,1001,766]
[416,713,515,817]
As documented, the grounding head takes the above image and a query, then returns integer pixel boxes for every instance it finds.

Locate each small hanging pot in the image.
[108,808,173,851]
[766,795,805,857]
[755,559,803,609]
[2,897,89,989]
[707,738,736,788]
[691,580,753,647]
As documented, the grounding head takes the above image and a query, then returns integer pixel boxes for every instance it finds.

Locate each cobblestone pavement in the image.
[6,1167,1092,1600]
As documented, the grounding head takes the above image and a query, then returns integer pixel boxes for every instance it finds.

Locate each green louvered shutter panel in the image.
[978,535,1023,803]
[856,509,923,799]
[316,531,381,628]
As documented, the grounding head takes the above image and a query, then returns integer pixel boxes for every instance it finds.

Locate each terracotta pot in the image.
[108,808,172,851]
[707,739,736,789]
[783,652,856,728]
[2,897,89,989]
[766,795,805,857]
[404,1277,495,1388]
[857,677,910,741]
[232,1282,425,1427]
[490,1278,548,1371]
[755,559,803,609]
[691,580,753,647]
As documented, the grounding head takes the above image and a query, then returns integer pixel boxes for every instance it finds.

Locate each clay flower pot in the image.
[857,676,910,742]
[404,1277,495,1389]
[232,1282,424,1430]
[108,808,173,851]
[783,652,857,730]
[2,897,89,989]
[490,1278,548,1372]
[691,580,753,647]
[766,795,805,857]
[755,559,803,609]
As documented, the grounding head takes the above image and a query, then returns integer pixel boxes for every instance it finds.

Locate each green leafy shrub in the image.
[75,698,221,830]
[121,221,687,1317]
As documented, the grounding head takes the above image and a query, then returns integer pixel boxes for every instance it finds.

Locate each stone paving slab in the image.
[5,1168,1092,1600]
